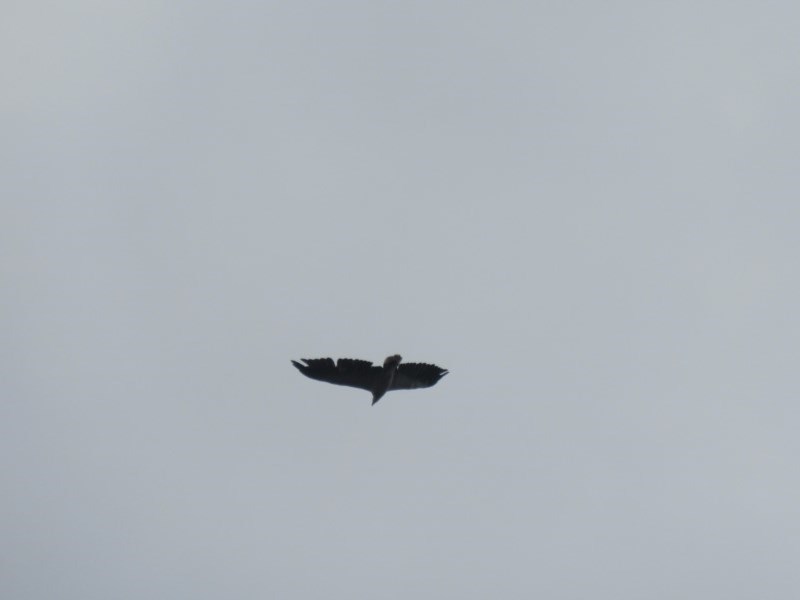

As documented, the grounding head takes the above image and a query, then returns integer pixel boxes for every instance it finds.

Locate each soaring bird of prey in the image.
[291,354,448,405]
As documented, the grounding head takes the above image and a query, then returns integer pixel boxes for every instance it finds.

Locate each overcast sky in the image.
[3,2,800,598]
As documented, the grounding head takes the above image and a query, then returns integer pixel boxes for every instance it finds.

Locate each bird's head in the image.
[384,354,402,367]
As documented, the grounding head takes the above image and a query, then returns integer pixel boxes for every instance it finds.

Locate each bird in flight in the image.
[291,354,448,405]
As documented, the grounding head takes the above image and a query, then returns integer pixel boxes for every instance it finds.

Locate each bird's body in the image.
[292,354,447,405]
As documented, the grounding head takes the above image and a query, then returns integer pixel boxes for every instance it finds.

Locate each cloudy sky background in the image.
[3,2,800,597]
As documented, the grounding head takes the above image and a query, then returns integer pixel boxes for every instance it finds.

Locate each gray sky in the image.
[3,2,800,598]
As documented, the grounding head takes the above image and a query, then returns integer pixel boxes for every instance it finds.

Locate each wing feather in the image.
[389,363,448,391]
[292,358,381,392]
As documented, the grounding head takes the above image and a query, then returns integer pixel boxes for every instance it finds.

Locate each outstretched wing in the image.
[292,358,381,392]
[390,363,448,391]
